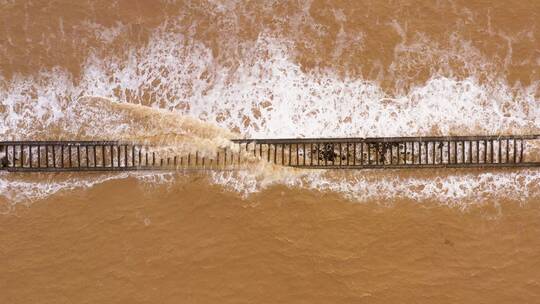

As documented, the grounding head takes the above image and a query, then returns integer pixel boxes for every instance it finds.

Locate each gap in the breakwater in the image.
[2,135,540,172]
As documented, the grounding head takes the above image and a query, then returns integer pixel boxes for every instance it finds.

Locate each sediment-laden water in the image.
[1,1,540,303]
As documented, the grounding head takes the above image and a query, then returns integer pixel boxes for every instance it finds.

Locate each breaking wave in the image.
[1,18,539,207]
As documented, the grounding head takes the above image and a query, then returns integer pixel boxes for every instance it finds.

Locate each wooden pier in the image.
[1,135,540,172]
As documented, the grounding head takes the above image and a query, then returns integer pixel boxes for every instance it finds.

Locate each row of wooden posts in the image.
[1,135,540,172]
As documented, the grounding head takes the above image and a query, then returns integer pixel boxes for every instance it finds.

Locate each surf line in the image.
[2,135,540,172]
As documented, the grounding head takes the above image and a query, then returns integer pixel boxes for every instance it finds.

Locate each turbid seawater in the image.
[1,1,540,303]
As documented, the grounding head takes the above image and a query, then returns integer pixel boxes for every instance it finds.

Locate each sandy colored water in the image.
[2,176,540,303]
[2,1,539,90]
[2,0,540,303]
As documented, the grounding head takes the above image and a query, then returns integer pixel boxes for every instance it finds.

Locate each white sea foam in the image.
[1,20,539,207]
[210,167,540,209]
[0,172,130,210]
[0,170,182,210]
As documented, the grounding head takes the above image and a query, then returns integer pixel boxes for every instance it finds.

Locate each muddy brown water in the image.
[1,1,540,303]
